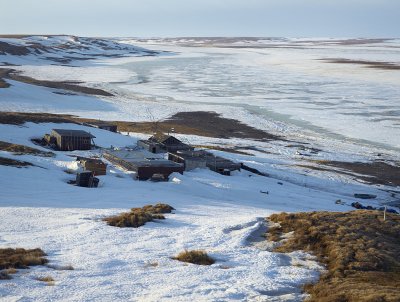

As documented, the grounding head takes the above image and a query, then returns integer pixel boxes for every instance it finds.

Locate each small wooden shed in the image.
[77,157,107,176]
[50,129,95,151]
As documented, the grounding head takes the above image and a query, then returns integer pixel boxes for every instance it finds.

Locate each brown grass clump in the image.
[4,268,17,275]
[0,248,48,280]
[173,250,215,266]
[36,276,55,285]
[103,203,174,228]
[0,248,48,270]
[141,203,175,214]
[267,210,400,302]
[0,141,54,157]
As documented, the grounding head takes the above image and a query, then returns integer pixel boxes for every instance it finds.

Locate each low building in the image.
[168,150,241,175]
[103,148,184,180]
[168,151,207,171]
[137,140,164,154]
[76,156,107,176]
[139,133,194,153]
[47,129,95,151]
[84,122,117,132]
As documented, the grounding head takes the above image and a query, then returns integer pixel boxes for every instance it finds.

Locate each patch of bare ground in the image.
[0,141,54,157]
[320,58,400,70]
[267,211,400,302]
[172,250,215,265]
[0,68,113,96]
[103,203,174,228]
[310,160,400,187]
[0,156,33,167]
[111,111,280,141]
[0,111,279,141]
[0,248,48,280]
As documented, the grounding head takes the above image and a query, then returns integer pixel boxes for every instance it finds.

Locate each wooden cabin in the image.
[139,133,193,153]
[50,129,95,151]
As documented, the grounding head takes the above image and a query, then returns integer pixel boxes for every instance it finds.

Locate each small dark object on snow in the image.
[354,193,377,199]
[260,190,269,194]
[76,171,99,188]
[351,202,399,214]
[351,202,363,209]
[277,182,283,185]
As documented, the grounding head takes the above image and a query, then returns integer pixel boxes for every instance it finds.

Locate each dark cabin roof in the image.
[52,129,96,138]
[150,133,182,145]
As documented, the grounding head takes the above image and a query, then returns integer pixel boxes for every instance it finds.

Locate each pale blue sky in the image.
[1,0,399,37]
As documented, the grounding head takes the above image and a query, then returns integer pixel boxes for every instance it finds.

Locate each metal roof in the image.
[104,149,182,168]
[52,129,96,138]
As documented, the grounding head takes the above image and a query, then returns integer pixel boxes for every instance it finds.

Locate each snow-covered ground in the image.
[0,122,396,302]
[0,36,399,301]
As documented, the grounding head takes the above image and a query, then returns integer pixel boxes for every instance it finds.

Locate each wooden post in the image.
[384,206,387,221]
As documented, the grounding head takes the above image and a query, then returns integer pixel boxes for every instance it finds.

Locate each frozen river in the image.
[110,38,400,152]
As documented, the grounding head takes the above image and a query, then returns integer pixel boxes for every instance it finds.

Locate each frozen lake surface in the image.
[112,38,400,152]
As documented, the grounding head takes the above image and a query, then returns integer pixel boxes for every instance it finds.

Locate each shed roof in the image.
[150,133,183,145]
[52,129,96,138]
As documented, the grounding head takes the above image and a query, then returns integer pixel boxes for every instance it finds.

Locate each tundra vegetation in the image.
[267,210,400,302]
[0,248,48,280]
[173,250,215,266]
[103,203,174,228]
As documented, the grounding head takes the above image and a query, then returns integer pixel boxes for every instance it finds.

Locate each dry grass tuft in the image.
[36,276,55,285]
[268,210,400,302]
[140,203,175,214]
[4,268,17,275]
[173,250,215,266]
[103,203,174,228]
[0,248,48,270]
[47,264,74,271]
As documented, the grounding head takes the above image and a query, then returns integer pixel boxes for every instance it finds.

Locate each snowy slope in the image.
[0,122,395,302]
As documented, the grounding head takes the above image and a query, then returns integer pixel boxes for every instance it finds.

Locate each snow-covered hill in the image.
[0,35,160,65]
